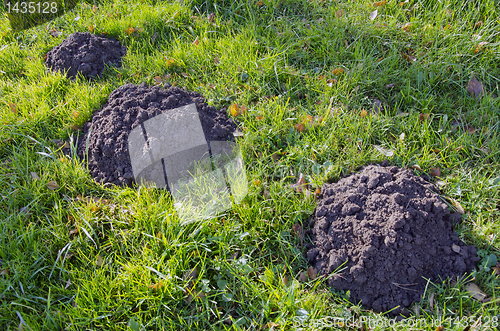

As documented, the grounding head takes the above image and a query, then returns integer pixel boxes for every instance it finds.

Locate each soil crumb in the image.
[76,83,237,186]
[306,164,479,316]
[45,32,126,79]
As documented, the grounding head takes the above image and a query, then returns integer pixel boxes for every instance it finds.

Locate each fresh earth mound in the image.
[306,164,479,316]
[45,32,126,79]
[76,83,237,186]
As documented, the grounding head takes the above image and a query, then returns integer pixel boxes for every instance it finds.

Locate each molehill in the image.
[45,32,126,79]
[76,83,237,186]
[306,164,479,316]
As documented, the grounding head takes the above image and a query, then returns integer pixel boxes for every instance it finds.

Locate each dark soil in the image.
[45,32,126,79]
[306,164,479,316]
[76,83,237,186]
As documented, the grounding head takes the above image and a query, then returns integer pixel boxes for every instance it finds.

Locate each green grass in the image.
[0,0,499,329]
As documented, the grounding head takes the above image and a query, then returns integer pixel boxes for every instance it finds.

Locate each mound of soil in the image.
[76,83,237,186]
[45,32,126,79]
[306,164,479,316]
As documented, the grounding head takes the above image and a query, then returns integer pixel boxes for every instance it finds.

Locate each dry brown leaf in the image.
[466,77,484,99]
[9,103,17,114]
[474,21,483,29]
[332,68,344,75]
[430,167,441,177]
[125,27,135,35]
[360,109,368,118]
[369,9,378,21]
[411,164,423,171]
[282,274,291,287]
[229,103,240,116]
[474,41,489,54]
[96,255,104,267]
[449,198,465,214]
[290,173,307,193]
[294,123,305,132]
[335,10,343,18]
[253,179,261,186]
[47,181,59,191]
[401,22,411,32]
[466,283,487,301]
[435,326,444,331]
[373,1,387,6]
[64,278,71,289]
[326,78,337,87]
[0,268,9,276]
[30,172,40,180]
[466,126,477,134]
[292,222,304,246]
[492,263,500,276]
[149,280,165,290]
[153,76,162,84]
[307,266,318,280]
[183,267,198,285]
[451,244,461,253]
[239,105,247,115]
[88,25,95,33]
[192,36,199,45]
[49,28,61,37]
[419,113,430,122]
[299,271,308,282]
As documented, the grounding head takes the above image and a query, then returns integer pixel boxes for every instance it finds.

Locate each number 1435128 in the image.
[5,2,58,14]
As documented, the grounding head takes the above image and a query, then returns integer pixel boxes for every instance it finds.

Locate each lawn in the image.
[0,0,499,329]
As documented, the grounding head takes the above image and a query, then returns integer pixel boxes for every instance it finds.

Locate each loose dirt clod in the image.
[45,32,126,79]
[306,164,479,316]
[76,83,236,186]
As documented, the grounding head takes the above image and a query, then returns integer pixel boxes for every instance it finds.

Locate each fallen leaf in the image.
[373,145,394,157]
[299,272,308,282]
[292,222,304,246]
[239,105,247,115]
[466,283,487,301]
[466,77,484,99]
[373,1,387,6]
[360,109,368,118]
[46,181,59,191]
[165,58,176,68]
[411,164,423,171]
[401,22,411,32]
[208,12,215,22]
[153,76,162,84]
[451,244,461,253]
[290,173,307,193]
[229,104,240,116]
[307,266,318,280]
[492,263,500,276]
[449,198,465,214]
[149,280,165,290]
[473,41,489,54]
[125,27,135,35]
[192,36,199,46]
[369,9,378,21]
[435,326,444,331]
[64,278,71,289]
[30,172,40,180]
[9,103,17,113]
[335,10,343,18]
[96,255,104,267]
[466,126,476,134]
[430,167,441,177]
[282,273,291,287]
[294,123,305,132]
[49,28,61,37]
[474,21,483,29]
[253,179,261,186]
[0,268,8,276]
[332,68,344,75]
[256,115,263,120]
[419,113,430,122]
[326,78,337,87]
[372,98,382,114]
[88,25,95,33]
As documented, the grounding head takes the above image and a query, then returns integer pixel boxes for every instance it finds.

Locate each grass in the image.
[0,0,499,329]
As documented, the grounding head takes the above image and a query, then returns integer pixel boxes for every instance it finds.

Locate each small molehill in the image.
[45,32,126,79]
[306,164,479,316]
[76,83,236,186]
